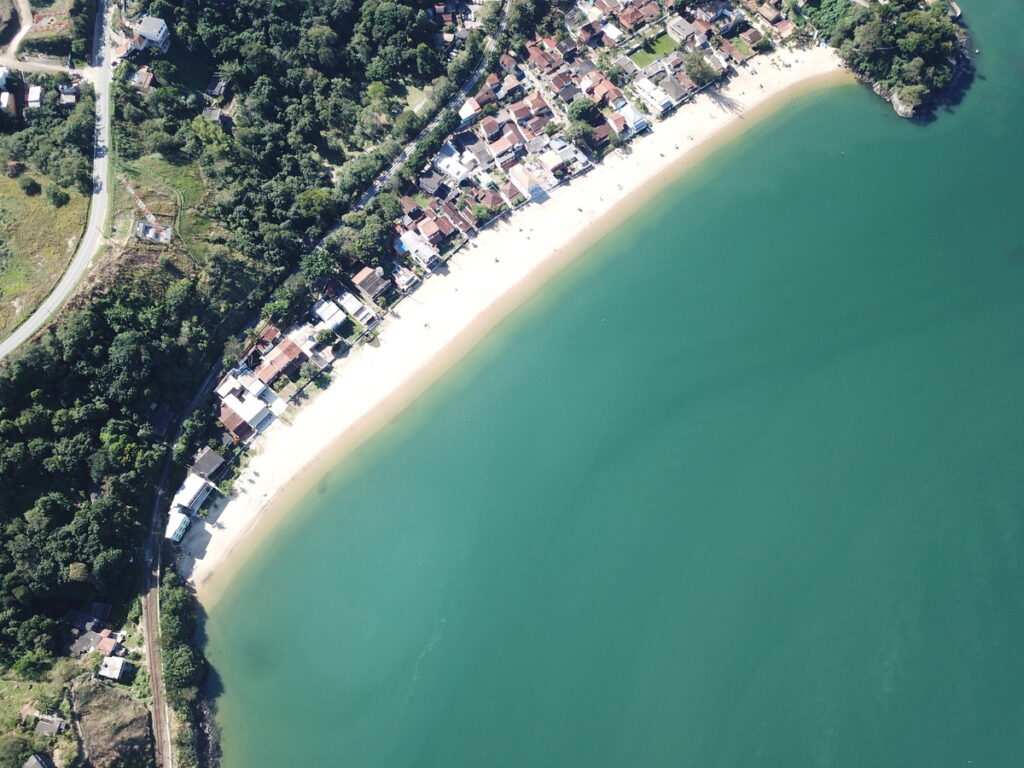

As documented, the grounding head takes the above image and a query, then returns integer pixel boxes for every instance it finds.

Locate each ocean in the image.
[203,3,1024,765]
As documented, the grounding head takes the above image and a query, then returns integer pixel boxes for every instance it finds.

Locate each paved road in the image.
[0,0,114,361]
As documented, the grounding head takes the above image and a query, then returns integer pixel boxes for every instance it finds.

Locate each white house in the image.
[619,102,649,133]
[508,164,545,202]
[633,77,673,114]
[171,472,213,514]
[98,656,129,681]
[165,510,191,542]
[337,290,377,327]
[135,16,171,52]
[399,229,440,270]
[0,67,9,89]
[311,297,347,330]
[433,142,471,183]
[26,85,42,109]
[0,92,15,117]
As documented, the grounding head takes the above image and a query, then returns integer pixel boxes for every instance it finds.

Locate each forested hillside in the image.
[805,0,965,112]
[0,0,497,672]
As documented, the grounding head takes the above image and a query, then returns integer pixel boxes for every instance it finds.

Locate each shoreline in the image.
[183,45,853,607]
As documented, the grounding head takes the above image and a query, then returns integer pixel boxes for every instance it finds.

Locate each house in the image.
[619,102,649,133]
[508,100,532,124]
[338,290,377,327]
[557,84,580,103]
[772,18,797,38]
[201,106,226,126]
[215,373,274,438]
[488,134,516,162]
[757,3,781,22]
[0,66,7,89]
[190,446,224,479]
[740,27,763,46]
[480,115,501,140]
[134,16,171,52]
[458,97,482,124]
[692,18,713,42]
[310,298,346,331]
[353,265,389,298]
[508,164,545,202]
[419,169,447,197]
[95,629,122,656]
[171,472,213,514]
[418,216,445,245]
[165,510,191,542]
[499,53,518,70]
[557,38,578,60]
[26,85,42,109]
[525,91,550,115]
[22,756,51,768]
[34,715,67,737]
[633,76,673,114]
[398,228,440,269]
[98,656,130,681]
[602,22,625,45]
[255,337,307,384]
[129,65,155,90]
[638,1,662,23]
[617,5,644,29]
[500,181,525,206]
[665,14,697,44]
[0,91,15,117]
[392,262,420,293]
[607,111,628,135]
[58,84,78,106]
[433,142,470,182]
[205,76,228,98]
[592,122,613,147]
[718,39,747,63]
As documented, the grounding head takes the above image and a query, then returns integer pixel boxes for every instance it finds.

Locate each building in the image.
[353,266,389,299]
[392,263,420,293]
[191,446,224,479]
[666,15,697,44]
[311,297,348,331]
[98,656,130,681]
[216,372,275,438]
[0,91,15,117]
[205,76,228,98]
[254,337,307,384]
[338,290,377,327]
[171,472,213,514]
[165,510,191,542]
[22,756,51,768]
[135,16,171,52]
[33,715,67,737]
[26,85,42,109]
[130,65,156,90]
[0,66,8,89]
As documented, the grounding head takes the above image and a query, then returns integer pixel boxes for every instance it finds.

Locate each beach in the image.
[182,44,850,602]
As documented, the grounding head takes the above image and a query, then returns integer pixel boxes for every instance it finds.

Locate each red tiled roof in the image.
[255,338,306,384]
[219,404,254,439]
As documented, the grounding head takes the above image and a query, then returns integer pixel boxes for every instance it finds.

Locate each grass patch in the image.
[628,33,677,67]
[404,83,434,114]
[729,36,753,56]
[0,174,89,339]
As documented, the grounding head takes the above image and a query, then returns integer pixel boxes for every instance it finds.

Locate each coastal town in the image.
[0,0,972,763]
[164,0,821,547]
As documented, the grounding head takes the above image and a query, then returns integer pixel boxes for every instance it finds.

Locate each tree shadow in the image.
[705,85,745,115]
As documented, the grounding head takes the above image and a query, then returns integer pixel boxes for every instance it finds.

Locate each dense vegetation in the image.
[0,74,95,199]
[805,0,964,110]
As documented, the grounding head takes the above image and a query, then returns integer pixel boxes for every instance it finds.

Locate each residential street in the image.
[0,0,114,360]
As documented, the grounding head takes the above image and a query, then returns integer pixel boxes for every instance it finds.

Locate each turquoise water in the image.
[205,4,1024,765]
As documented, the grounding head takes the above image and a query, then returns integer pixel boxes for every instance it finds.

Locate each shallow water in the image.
[206,4,1024,765]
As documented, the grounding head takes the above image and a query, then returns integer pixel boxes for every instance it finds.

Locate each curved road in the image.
[0,0,114,361]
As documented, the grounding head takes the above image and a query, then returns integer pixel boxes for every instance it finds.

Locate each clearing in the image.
[629,33,676,67]
[0,173,89,339]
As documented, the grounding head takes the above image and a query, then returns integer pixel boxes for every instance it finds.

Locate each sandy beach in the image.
[183,44,851,603]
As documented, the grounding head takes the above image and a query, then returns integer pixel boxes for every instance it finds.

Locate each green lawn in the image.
[628,33,677,67]
[404,83,435,115]
[729,36,753,56]
[0,175,89,339]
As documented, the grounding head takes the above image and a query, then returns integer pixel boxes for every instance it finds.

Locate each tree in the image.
[568,98,601,125]
[684,51,719,86]
[44,183,71,207]
[19,176,41,195]
[565,120,594,150]
[162,644,204,692]
[300,248,336,287]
